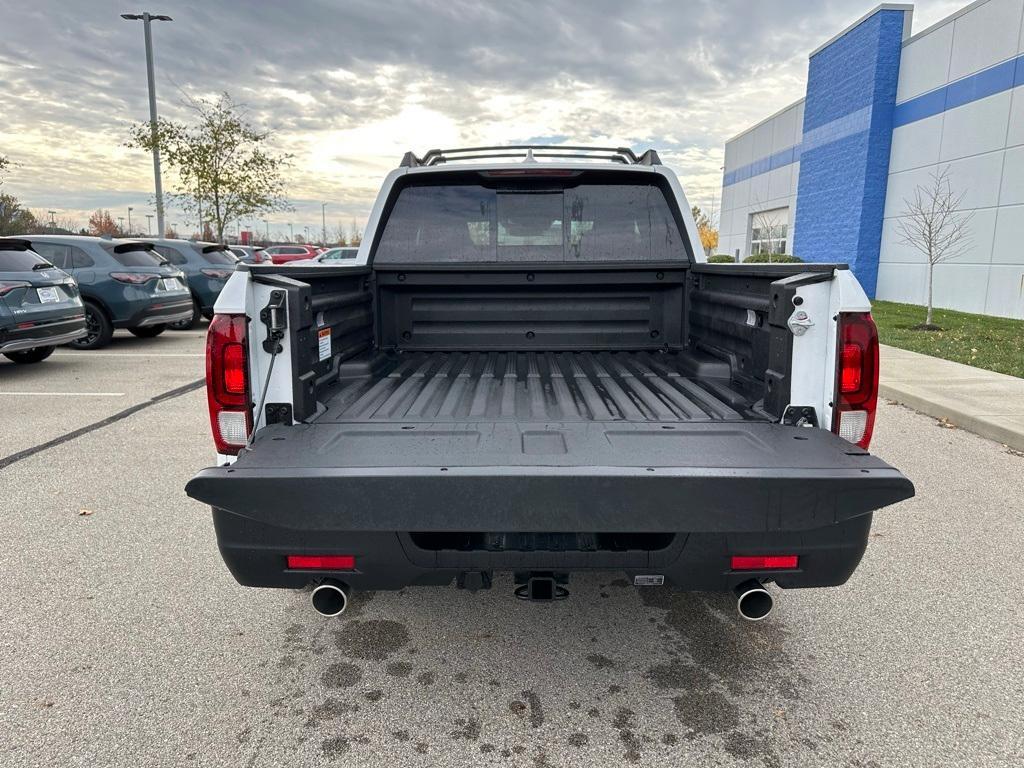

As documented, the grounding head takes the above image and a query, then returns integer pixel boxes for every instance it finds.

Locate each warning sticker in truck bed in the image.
[317,327,331,361]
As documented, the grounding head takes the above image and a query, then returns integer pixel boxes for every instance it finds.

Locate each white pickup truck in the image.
[186,145,913,621]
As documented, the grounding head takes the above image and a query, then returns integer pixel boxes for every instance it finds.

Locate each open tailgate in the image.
[186,421,914,533]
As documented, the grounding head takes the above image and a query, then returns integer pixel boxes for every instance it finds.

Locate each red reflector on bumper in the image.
[286,555,355,571]
[731,555,799,570]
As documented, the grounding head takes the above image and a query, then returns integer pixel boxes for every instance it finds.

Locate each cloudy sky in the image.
[0,0,964,240]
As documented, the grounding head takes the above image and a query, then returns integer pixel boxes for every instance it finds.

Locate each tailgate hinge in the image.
[260,290,287,354]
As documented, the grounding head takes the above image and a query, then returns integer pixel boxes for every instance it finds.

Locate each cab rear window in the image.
[374,180,685,264]
[0,249,50,271]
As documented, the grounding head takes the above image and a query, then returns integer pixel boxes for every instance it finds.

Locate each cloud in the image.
[0,0,971,234]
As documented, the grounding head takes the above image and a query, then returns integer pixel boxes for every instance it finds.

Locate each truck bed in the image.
[320,350,764,424]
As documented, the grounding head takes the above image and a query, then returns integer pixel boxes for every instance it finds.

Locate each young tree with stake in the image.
[127,93,292,242]
[895,167,973,329]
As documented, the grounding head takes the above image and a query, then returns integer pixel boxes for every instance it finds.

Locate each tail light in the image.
[0,280,30,298]
[832,312,879,450]
[206,314,251,455]
[200,268,234,279]
[110,272,159,284]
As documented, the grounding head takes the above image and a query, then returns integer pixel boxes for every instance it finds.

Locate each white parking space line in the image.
[0,391,127,397]
[51,353,204,359]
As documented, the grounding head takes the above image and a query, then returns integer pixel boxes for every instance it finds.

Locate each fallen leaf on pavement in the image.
[78,509,94,516]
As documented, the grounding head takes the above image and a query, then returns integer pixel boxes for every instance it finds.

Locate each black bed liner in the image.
[321,350,764,424]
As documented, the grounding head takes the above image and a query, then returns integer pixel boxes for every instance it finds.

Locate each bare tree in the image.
[333,221,348,246]
[895,167,973,329]
[348,218,362,246]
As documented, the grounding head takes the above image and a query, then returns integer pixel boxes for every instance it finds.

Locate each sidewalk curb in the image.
[879,382,1024,453]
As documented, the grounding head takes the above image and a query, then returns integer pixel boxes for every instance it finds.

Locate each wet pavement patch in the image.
[645,658,714,691]
[322,662,363,689]
[321,735,350,756]
[306,698,360,726]
[522,690,545,728]
[612,707,642,762]
[450,717,482,741]
[671,690,739,735]
[585,653,616,669]
[333,619,410,661]
[568,733,589,748]
[385,661,413,677]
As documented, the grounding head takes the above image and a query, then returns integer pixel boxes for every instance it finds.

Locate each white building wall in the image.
[879,0,1024,318]
[719,99,804,260]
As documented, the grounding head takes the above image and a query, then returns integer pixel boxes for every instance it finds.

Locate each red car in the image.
[262,244,320,264]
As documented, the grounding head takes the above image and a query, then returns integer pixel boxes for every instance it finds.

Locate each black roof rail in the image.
[400,145,662,168]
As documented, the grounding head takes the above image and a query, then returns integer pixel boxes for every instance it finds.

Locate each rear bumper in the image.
[120,297,194,328]
[0,314,87,352]
[209,506,876,593]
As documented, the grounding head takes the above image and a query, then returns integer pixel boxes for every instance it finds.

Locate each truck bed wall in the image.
[248,262,840,423]
[374,265,686,352]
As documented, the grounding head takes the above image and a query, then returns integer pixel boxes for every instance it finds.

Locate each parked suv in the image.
[146,239,239,329]
[0,238,86,363]
[228,245,267,264]
[24,235,192,349]
[262,244,319,264]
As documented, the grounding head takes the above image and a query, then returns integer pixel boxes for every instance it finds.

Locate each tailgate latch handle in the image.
[260,290,287,354]
[787,308,814,337]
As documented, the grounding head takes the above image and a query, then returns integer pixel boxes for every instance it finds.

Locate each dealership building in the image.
[718,0,1024,318]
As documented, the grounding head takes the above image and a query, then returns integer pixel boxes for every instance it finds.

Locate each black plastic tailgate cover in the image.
[186,423,914,533]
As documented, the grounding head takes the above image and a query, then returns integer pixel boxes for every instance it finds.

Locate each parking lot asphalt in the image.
[0,329,206,457]
[1,328,1021,768]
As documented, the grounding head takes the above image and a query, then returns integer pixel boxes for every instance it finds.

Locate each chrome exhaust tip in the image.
[311,580,350,617]
[734,579,774,621]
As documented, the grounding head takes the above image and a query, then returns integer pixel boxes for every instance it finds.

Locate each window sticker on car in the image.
[318,327,331,361]
[37,286,60,304]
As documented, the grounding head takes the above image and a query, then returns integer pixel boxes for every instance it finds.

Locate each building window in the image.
[750,209,789,255]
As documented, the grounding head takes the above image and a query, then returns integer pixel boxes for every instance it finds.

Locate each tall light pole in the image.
[321,202,327,245]
[304,225,310,243]
[121,12,172,239]
[146,214,154,234]
[288,222,293,242]
[47,210,57,229]
[118,217,125,234]
[127,206,134,234]
[263,219,270,242]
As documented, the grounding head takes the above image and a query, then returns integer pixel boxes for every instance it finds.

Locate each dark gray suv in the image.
[0,238,86,363]
[24,235,192,349]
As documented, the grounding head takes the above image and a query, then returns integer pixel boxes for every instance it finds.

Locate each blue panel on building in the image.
[792,7,909,297]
